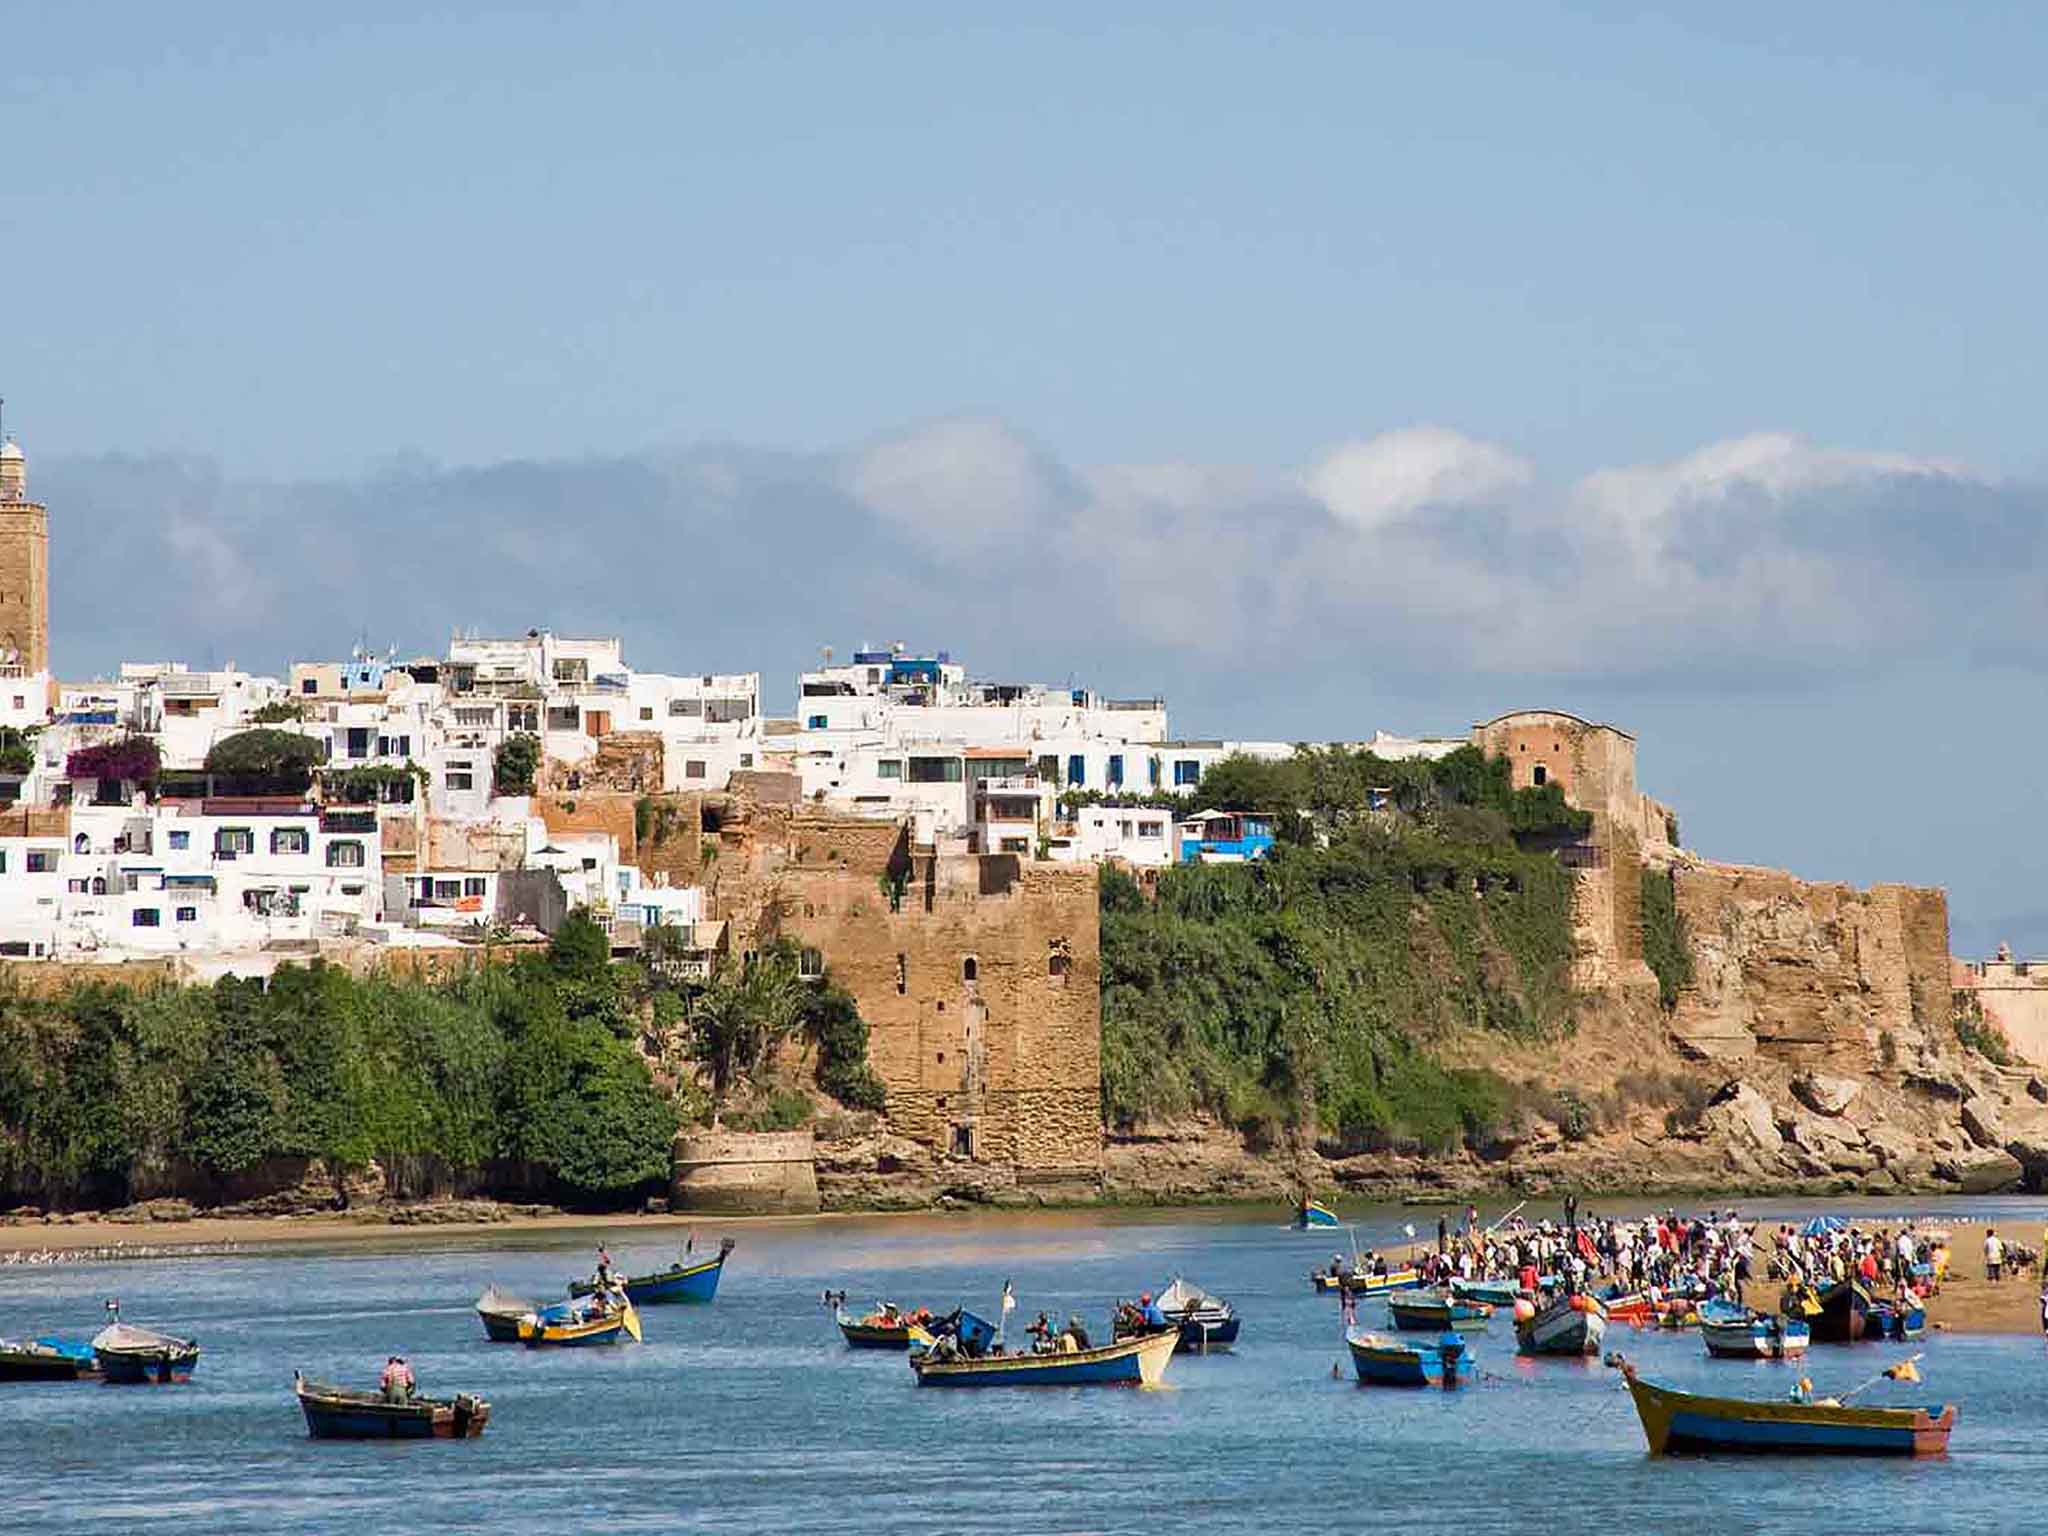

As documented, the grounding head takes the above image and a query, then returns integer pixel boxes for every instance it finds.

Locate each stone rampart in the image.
[671,1129,820,1214]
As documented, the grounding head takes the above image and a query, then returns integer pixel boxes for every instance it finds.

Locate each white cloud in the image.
[1303,426,1531,531]
[845,418,1071,546]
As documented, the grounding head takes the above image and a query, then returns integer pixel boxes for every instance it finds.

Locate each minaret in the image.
[0,433,50,675]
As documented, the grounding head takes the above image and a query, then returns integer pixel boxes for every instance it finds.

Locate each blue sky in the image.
[6,4,2047,950]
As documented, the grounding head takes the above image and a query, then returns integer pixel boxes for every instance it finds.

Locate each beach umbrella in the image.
[1801,1216,1848,1238]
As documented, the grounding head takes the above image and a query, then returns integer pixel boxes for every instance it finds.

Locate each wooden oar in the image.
[1835,1352,1923,1403]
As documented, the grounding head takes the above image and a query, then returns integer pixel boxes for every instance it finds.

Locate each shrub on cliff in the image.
[1099,828,1574,1153]
[1640,870,1695,1010]
[493,732,541,796]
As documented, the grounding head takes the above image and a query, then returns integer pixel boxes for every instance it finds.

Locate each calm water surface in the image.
[3,1197,2045,1534]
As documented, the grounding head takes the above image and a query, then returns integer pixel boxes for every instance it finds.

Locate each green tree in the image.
[204,728,324,792]
[494,732,541,795]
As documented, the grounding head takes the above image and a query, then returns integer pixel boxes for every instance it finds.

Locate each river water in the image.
[3,1197,2045,1534]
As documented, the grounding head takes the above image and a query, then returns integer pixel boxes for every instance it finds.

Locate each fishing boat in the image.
[0,1336,98,1382]
[1620,1361,1955,1456]
[835,1304,932,1350]
[1387,1292,1493,1331]
[1311,1267,1422,1296]
[1865,1299,1926,1341]
[1781,1278,1870,1344]
[1515,1293,1606,1357]
[909,1327,1177,1387]
[519,1298,641,1347]
[1699,1301,1810,1360]
[1449,1277,1521,1308]
[475,1286,549,1343]
[92,1317,200,1384]
[294,1373,492,1439]
[568,1238,735,1306]
[1294,1199,1343,1230]
[1345,1329,1472,1387]
[1109,1278,1241,1352]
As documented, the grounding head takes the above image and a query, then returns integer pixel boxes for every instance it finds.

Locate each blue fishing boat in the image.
[0,1336,98,1382]
[1699,1300,1810,1359]
[1621,1361,1955,1456]
[1345,1329,1471,1387]
[294,1373,492,1439]
[568,1238,735,1306]
[475,1287,563,1343]
[1295,1199,1343,1230]
[910,1328,1177,1387]
[1388,1292,1493,1331]
[1865,1299,1926,1341]
[519,1297,641,1347]
[1450,1277,1521,1308]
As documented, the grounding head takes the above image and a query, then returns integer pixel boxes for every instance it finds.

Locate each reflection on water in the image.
[2,1200,2044,1534]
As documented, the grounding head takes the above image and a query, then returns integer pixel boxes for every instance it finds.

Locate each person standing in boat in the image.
[380,1355,415,1403]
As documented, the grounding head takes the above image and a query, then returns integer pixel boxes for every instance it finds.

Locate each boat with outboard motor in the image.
[908,1302,1176,1387]
[1346,1329,1472,1387]
[294,1372,491,1439]
[830,1296,934,1350]
[1295,1199,1343,1230]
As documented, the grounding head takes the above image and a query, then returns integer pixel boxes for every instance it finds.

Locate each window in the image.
[799,947,824,980]
[907,757,962,784]
[271,827,309,856]
[301,678,317,694]
[90,876,106,895]
[1173,759,1200,786]
[1037,754,1058,784]
[1149,758,1162,787]
[806,715,828,729]
[686,760,707,779]
[346,727,371,759]
[175,907,197,923]
[508,706,538,732]
[951,1124,975,1159]
[739,753,753,768]
[999,837,1029,853]
[639,706,653,721]
[215,827,254,856]
[463,877,487,897]
[132,908,160,927]
[73,832,89,853]
[1107,754,1124,787]
[668,698,702,717]
[1138,820,1163,839]
[876,760,903,780]
[434,880,461,900]
[1066,754,1085,787]
[26,850,53,873]
[327,840,366,868]
[896,953,907,994]
[962,955,978,983]
[1532,764,1547,786]
[168,830,189,850]
[1049,939,1072,980]
[444,771,473,791]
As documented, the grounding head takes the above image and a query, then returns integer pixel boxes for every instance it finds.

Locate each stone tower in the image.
[0,437,49,675]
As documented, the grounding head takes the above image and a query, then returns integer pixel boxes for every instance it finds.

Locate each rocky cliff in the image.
[1105,852,2048,1203]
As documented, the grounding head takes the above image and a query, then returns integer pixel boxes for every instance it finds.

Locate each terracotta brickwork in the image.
[712,803,1102,1174]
